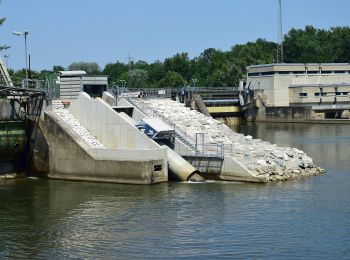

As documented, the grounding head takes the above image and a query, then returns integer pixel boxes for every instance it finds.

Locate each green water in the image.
[0,123,349,259]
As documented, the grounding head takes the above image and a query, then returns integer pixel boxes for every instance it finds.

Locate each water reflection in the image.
[0,122,350,258]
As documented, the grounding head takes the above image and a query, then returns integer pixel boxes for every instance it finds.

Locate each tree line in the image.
[8,25,350,88]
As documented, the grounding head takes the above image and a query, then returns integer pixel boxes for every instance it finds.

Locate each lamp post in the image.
[13,30,29,88]
[3,54,9,68]
[191,78,198,88]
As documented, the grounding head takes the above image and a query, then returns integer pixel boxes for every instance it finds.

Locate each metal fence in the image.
[312,104,350,110]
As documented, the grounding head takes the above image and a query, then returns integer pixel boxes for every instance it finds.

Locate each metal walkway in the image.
[125,97,224,160]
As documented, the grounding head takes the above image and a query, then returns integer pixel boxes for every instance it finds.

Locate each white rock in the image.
[257,159,267,165]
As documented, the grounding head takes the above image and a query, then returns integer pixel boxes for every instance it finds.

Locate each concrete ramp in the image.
[193,94,211,117]
[39,93,168,184]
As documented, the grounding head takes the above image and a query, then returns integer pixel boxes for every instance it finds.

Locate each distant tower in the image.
[126,52,134,68]
[277,0,284,63]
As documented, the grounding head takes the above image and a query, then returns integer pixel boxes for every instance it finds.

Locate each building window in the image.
[307,70,319,74]
[261,71,275,76]
[277,71,290,75]
[334,70,347,74]
[299,93,308,97]
[248,72,260,77]
[322,70,333,74]
[336,92,349,96]
[315,92,328,97]
[293,71,305,75]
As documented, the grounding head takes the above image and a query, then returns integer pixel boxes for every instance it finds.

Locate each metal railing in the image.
[125,97,224,159]
[312,104,350,110]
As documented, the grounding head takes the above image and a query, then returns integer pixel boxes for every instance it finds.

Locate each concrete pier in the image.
[36,93,168,184]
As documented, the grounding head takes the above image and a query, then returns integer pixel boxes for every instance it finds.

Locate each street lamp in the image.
[120,80,127,88]
[119,80,127,95]
[13,30,29,88]
[3,54,9,68]
[191,78,198,88]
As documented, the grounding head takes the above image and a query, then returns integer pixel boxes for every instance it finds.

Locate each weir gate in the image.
[118,87,242,119]
[0,86,46,174]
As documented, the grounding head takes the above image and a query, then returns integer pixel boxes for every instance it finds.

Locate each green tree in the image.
[68,61,101,74]
[0,17,10,52]
[164,53,191,80]
[134,60,148,70]
[127,69,149,88]
[148,61,166,87]
[103,62,128,83]
[329,26,350,62]
[159,71,184,88]
[52,65,64,72]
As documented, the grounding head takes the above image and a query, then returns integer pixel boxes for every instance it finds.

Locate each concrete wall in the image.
[70,93,161,151]
[41,110,167,184]
[220,156,264,182]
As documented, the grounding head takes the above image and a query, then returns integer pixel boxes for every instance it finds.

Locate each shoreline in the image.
[253,118,350,124]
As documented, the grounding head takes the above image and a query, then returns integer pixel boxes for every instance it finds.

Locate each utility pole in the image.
[126,52,134,69]
[277,0,284,63]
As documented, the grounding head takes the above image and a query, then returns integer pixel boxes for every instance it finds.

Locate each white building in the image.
[246,63,350,107]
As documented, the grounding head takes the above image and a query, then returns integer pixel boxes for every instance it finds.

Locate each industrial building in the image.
[58,71,108,99]
[246,63,350,108]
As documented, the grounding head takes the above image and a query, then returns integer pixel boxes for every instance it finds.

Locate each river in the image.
[0,123,349,259]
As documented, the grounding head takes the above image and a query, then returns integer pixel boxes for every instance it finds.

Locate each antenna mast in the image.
[277,0,284,63]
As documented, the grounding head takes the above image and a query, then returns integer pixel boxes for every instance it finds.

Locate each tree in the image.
[329,26,350,63]
[0,17,10,52]
[68,61,101,74]
[148,61,166,87]
[53,65,64,72]
[159,71,184,88]
[164,53,191,80]
[103,62,128,83]
[127,69,149,88]
[134,60,148,70]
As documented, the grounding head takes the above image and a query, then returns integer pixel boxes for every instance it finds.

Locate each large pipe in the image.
[163,145,205,182]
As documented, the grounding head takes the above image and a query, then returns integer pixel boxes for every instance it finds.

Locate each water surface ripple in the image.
[0,123,349,259]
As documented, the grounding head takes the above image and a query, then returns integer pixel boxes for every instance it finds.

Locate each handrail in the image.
[125,97,224,159]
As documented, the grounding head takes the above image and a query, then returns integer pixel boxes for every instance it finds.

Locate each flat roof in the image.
[289,83,350,88]
[59,70,87,77]
[248,63,350,69]
[140,117,173,133]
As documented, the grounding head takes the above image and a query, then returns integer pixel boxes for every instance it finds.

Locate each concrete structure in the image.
[58,71,108,100]
[247,63,350,107]
[37,92,168,184]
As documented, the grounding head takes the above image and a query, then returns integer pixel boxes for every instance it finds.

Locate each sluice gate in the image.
[0,86,46,175]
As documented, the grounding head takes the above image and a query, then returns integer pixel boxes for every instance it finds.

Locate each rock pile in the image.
[142,98,325,181]
[52,101,104,148]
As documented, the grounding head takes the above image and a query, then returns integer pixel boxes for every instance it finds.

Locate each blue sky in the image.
[1,0,350,70]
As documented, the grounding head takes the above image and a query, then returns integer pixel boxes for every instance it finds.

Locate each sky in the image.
[1,0,350,71]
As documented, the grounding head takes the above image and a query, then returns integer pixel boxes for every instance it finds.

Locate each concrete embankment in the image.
[129,98,325,182]
[35,93,168,184]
